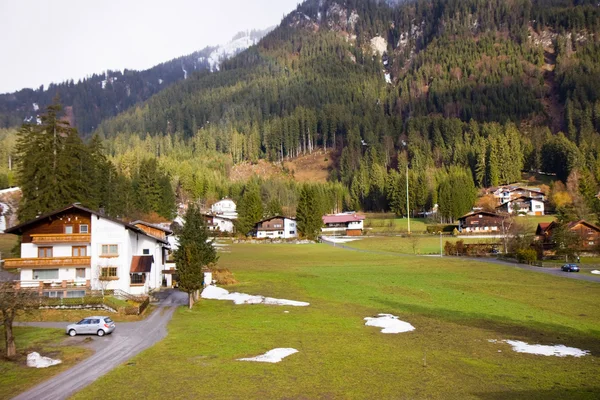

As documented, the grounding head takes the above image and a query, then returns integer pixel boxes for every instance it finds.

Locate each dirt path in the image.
[13,290,187,400]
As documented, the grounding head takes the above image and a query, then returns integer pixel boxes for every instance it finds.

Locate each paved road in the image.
[321,238,600,284]
[14,289,188,400]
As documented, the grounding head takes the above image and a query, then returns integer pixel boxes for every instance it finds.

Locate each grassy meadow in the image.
[346,235,497,255]
[72,243,600,399]
[0,233,17,259]
[0,327,90,399]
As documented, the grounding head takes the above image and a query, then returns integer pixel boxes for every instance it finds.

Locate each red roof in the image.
[322,213,365,224]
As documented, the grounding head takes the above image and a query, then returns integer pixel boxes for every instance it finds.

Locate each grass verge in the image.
[0,327,90,399]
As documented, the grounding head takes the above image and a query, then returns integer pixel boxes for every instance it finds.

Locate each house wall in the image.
[570,223,600,249]
[459,214,503,232]
[21,210,91,243]
[91,217,130,292]
[213,217,234,233]
[256,218,297,239]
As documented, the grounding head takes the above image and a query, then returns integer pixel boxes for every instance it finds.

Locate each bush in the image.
[211,268,238,285]
[516,249,537,265]
[444,241,456,255]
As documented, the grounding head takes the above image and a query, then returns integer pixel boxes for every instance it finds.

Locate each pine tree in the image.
[296,186,323,240]
[236,185,264,235]
[174,205,218,309]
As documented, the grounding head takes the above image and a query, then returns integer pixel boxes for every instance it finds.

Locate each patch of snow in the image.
[32,102,39,111]
[158,78,163,85]
[385,73,392,84]
[499,340,589,357]
[364,314,415,334]
[348,10,359,30]
[101,80,107,89]
[591,270,600,275]
[0,187,20,195]
[27,352,61,368]
[0,201,9,232]
[238,348,298,363]
[370,36,387,56]
[36,116,41,125]
[201,285,309,307]
[322,235,361,243]
[182,65,188,79]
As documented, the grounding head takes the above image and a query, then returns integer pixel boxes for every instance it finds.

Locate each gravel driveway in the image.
[13,289,188,400]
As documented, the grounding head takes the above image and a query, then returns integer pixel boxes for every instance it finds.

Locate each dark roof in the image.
[201,212,235,221]
[458,211,504,220]
[4,204,168,244]
[535,222,555,235]
[255,215,296,225]
[131,220,173,235]
[130,255,154,273]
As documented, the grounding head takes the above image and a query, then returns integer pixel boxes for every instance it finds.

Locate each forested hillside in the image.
[2,0,600,227]
[0,28,272,134]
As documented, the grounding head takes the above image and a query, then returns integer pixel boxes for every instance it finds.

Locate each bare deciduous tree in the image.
[0,282,37,358]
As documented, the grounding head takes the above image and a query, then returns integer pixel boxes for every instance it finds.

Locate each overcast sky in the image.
[0,0,300,94]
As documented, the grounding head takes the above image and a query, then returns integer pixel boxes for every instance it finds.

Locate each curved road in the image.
[321,238,600,283]
[14,289,187,400]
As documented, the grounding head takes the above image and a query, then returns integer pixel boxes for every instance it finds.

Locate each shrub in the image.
[516,249,537,265]
[455,240,465,255]
[444,241,456,255]
[211,268,238,285]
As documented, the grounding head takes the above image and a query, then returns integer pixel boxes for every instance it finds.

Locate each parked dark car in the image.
[561,264,580,272]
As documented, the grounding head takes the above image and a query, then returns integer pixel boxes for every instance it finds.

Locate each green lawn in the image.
[72,244,600,399]
[347,235,498,255]
[0,233,17,259]
[364,217,429,233]
[0,327,90,399]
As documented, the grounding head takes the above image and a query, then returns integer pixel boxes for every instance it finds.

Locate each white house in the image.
[202,213,235,234]
[255,216,297,239]
[496,196,545,216]
[3,204,170,297]
[322,212,365,236]
[210,198,238,219]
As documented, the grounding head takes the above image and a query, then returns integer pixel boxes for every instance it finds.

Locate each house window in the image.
[76,268,86,279]
[33,269,59,280]
[589,241,595,246]
[274,224,282,228]
[478,214,483,218]
[65,225,73,234]
[101,244,119,257]
[535,205,542,209]
[79,224,89,234]
[44,291,64,298]
[101,267,118,278]
[143,249,150,255]
[72,246,87,257]
[130,273,145,285]
[38,247,53,258]
[279,231,284,235]
[289,231,295,235]
[66,290,86,298]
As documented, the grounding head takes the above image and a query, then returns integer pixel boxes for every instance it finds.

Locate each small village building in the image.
[458,211,506,233]
[321,212,365,236]
[536,220,600,255]
[3,204,170,296]
[210,198,238,219]
[202,213,235,234]
[496,196,545,216]
[254,216,297,239]
[492,185,545,205]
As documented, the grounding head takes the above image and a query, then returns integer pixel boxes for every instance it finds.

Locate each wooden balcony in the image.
[31,234,91,244]
[3,256,91,269]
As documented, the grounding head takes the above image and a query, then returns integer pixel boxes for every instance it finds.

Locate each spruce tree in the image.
[174,205,218,309]
[297,186,323,240]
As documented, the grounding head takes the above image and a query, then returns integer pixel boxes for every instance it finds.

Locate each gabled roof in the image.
[132,220,173,235]
[322,213,365,224]
[567,219,600,232]
[510,187,545,195]
[256,215,295,225]
[201,212,235,221]
[458,211,504,220]
[130,255,154,273]
[535,222,555,235]
[5,203,168,244]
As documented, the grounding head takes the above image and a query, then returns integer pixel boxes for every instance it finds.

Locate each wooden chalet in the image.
[458,211,506,233]
[535,220,600,255]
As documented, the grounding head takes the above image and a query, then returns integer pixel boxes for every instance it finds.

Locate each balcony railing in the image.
[16,279,91,289]
[3,256,91,269]
[31,234,91,244]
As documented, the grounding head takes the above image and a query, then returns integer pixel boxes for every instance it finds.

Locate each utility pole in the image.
[406,165,410,234]
[440,231,443,257]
